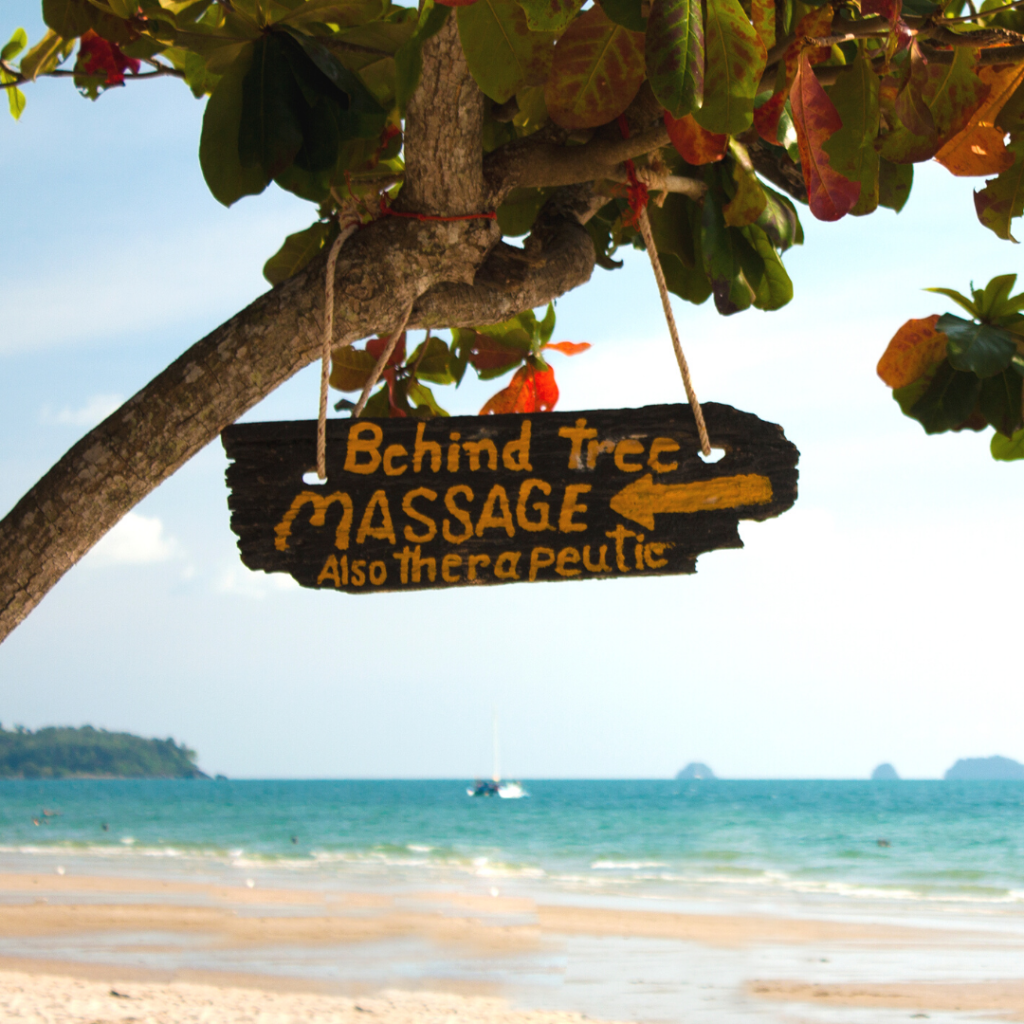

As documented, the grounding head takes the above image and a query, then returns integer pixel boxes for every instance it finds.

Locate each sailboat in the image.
[467,715,527,798]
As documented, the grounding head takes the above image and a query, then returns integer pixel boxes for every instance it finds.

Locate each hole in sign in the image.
[698,447,727,464]
[302,470,326,485]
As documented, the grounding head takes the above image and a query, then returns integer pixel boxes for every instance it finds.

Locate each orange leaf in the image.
[790,52,860,221]
[877,314,947,388]
[480,365,559,414]
[663,111,727,163]
[543,340,591,355]
[935,64,1024,177]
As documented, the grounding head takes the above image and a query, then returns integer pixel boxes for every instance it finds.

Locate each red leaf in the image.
[861,0,901,24]
[366,332,407,367]
[753,93,787,145]
[663,111,727,163]
[77,30,141,87]
[381,368,408,417]
[754,5,833,143]
[467,332,527,372]
[542,340,591,355]
[789,51,861,221]
[480,365,559,414]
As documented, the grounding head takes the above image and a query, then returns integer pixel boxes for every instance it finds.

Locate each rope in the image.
[352,300,417,418]
[617,116,712,457]
[317,216,361,481]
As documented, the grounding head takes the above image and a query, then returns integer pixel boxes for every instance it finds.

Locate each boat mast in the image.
[492,712,500,783]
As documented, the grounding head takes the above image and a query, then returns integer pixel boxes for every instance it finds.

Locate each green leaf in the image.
[596,0,647,31]
[722,148,768,228]
[42,0,93,39]
[538,301,556,344]
[458,0,554,104]
[238,34,304,180]
[496,186,551,236]
[199,42,270,206]
[659,250,712,305]
[692,0,766,136]
[974,134,1024,241]
[644,0,704,118]
[739,223,793,311]
[409,336,455,384]
[878,157,912,213]
[2,72,26,120]
[2,28,27,61]
[902,359,983,434]
[279,27,386,140]
[978,368,1023,436]
[361,384,393,417]
[407,380,450,417]
[700,177,754,315]
[647,190,699,265]
[938,313,1017,378]
[394,1,449,114]
[756,184,803,250]
[263,220,333,285]
[991,424,1024,460]
[19,30,68,81]
[330,345,377,392]
[517,0,584,32]
[823,54,880,217]
[925,287,978,318]
[273,0,384,26]
[980,273,1018,320]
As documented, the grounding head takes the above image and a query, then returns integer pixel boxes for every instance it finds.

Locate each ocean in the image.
[3,779,1024,1024]
[4,779,1024,906]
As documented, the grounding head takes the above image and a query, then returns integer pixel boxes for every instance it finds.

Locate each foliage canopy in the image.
[3,0,1024,448]
[0,725,205,778]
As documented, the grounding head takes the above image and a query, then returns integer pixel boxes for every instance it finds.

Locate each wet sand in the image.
[5,871,1024,1023]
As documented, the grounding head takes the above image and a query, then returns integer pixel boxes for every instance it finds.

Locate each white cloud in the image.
[40,393,123,428]
[215,564,298,599]
[86,512,177,567]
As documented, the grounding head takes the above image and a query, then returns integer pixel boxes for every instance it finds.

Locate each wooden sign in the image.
[221,403,798,593]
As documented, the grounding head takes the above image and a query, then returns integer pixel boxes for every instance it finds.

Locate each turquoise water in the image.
[3,779,1024,909]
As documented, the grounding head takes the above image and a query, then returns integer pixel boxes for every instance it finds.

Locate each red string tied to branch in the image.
[617,115,648,228]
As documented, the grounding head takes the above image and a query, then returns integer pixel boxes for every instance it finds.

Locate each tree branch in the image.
[0,58,597,643]
[484,123,672,203]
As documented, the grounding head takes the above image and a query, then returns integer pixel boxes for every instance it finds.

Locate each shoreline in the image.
[4,869,1024,1024]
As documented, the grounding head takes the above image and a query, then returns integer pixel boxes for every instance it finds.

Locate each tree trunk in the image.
[0,21,596,645]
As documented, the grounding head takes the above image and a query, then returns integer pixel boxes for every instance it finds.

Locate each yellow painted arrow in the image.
[609,473,774,529]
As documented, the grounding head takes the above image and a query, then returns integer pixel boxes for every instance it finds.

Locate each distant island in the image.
[944,756,1024,780]
[871,763,900,780]
[676,762,715,780]
[0,725,207,779]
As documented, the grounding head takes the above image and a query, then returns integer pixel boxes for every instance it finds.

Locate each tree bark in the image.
[0,20,596,645]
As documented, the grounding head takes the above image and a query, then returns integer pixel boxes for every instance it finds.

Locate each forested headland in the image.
[0,725,207,779]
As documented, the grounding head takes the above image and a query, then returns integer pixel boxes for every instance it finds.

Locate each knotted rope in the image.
[617,116,712,457]
[315,196,498,480]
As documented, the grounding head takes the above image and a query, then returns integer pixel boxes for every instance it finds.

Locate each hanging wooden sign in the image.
[221,403,798,593]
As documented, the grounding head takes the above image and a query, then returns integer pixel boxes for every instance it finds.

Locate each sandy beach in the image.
[4,869,1024,1023]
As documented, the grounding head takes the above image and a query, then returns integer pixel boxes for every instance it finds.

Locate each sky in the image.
[1,1,1022,780]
